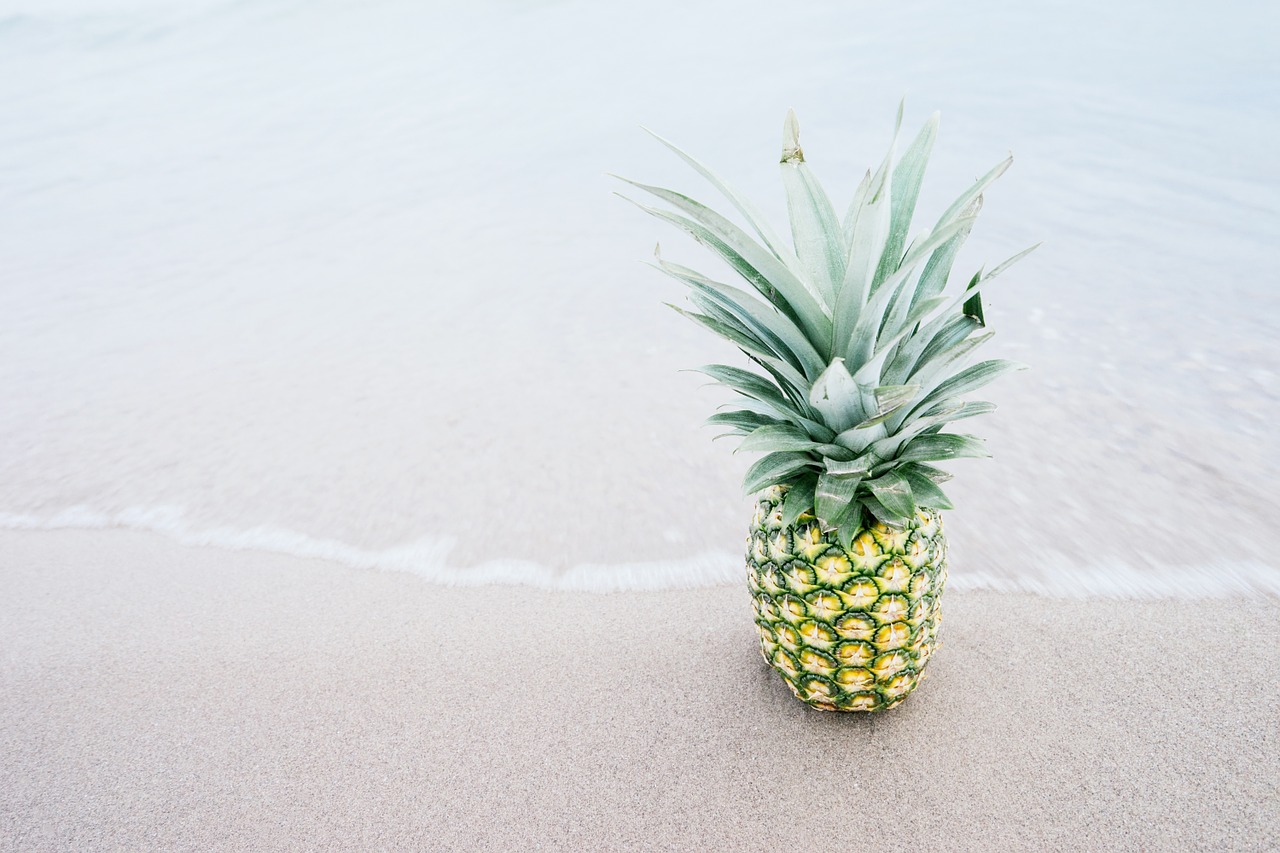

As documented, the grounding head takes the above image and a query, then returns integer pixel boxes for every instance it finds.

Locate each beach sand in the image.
[3,529,1277,851]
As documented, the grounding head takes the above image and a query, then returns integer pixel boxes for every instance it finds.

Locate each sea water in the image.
[2,0,1278,597]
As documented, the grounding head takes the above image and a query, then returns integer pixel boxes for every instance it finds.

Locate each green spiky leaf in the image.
[625,108,1034,522]
[911,359,1027,418]
[860,494,904,529]
[780,475,818,528]
[616,190,832,350]
[737,423,820,455]
[843,215,977,370]
[814,472,863,529]
[872,110,939,290]
[900,465,954,510]
[743,452,818,495]
[896,433,989,463]
[910,314,983,376]
[935,156,1011,230]
[705,410,783,432]
[823,454,876,479]
[780,109,845,303]
[653,251,826,379]
[900,461,954,484]
[919,400,996,423]
[696,364,794,412]
[850,384,920,429]
[832,498,868,548]
[643,128,793,262]
[865,470,916,518]
[667,304,772,362]
[807,358,868,433]
[988,242,1042,279]
[962,290,985,326]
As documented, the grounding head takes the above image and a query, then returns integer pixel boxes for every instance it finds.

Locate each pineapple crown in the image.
[617,104,1037,548]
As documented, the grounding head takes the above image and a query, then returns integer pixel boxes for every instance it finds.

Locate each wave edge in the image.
[2,506,1278,599]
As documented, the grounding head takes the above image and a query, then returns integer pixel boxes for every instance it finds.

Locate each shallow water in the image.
[2,0,1278,596]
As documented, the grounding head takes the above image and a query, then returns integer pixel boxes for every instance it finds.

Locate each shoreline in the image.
[3,513,1278,600]
[3,528,1277,851]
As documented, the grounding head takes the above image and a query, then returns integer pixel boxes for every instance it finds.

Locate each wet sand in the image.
[3,529,1277,851]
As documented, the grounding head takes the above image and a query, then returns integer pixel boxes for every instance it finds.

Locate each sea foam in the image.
[3,506,1277,599]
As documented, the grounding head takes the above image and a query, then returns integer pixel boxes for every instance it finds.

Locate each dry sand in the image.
[2,529,1278,852]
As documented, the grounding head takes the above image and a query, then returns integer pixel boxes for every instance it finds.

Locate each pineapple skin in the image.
[747,485,948,712]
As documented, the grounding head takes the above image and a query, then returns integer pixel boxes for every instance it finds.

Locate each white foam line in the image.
[0,506,741,592]
[2,506,1278,599]
[948,564,1280,600]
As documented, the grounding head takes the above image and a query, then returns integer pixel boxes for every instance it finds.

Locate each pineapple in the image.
[619,105,1036,711]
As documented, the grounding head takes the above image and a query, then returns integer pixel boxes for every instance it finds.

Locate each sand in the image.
[2,529,1277,852]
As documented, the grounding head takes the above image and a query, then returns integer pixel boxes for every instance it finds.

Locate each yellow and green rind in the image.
[747,485,948,712]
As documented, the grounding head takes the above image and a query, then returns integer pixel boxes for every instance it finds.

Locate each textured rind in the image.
[747,485,948,712]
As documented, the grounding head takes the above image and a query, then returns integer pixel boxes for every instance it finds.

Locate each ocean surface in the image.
[2,0,1278,597]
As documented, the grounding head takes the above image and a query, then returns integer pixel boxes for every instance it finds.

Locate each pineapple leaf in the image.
[831,423,883,456]
[667,304,780,367]
[652,249,825,379]
[780,110,845,304]
[642,128,794,263]
[876,250,929,348]
[841,169,873,246]
[870,398,994,458]
[909,358,1026,419]
[962,290,985,326]
[813,443,857,461]
[686,293,777,358]
[780,475,818,528]
[860,494,905,529]
[909,203,980,313]
[987,242,1042,280]
[911,331,996,391]
[844,216,976,370]
[909,315,984,378]
[696,364,796,414]
[882,272,982,387]
[875,383,920,412]
[900,461,954,484]
[825,484,869,543]
[919,399,996,422]
[823,454,876,479]
[866,294,950,377]
[835,505,865,549]
[872,110,939,290]
[865,470,916,518]
[896,432,989,463]
[737,423,820,455]
[705,410,784,432]
[849,384,920,430]
[884,233,1036,389]
[935,155,1012,231]
[834,168,892,363]
[814,472,863,529]
[900,466,954,510]
[616,190,832,349]
[743,452,818,495]
[799,420,839,443]
[727,396,838,442]
[912,246,1035,344]
[835,104,904,358]
[744,351,811,406]
[808,358,870,433]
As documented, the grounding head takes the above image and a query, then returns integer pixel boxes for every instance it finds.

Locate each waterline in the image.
[4,506,1277,599]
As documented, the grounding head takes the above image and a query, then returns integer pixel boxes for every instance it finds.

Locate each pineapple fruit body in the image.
[747,486,947,712]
